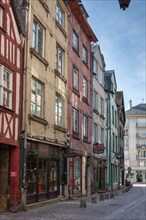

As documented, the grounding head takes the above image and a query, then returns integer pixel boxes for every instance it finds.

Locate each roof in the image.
[68,0,98,42]
[10,0,26,36]
[126,103,146,115]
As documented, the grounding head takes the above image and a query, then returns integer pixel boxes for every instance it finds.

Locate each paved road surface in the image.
[0,183,146,220]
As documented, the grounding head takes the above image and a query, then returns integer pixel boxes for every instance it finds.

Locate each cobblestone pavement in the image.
[0,183,146,220]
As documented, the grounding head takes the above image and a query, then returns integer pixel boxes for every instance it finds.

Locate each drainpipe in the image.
[21,0,31,210]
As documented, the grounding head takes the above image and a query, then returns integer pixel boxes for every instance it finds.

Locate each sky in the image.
[82,0,146,110]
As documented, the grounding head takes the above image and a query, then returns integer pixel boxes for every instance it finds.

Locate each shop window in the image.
[74,157,81,193]
[49,161,57,192]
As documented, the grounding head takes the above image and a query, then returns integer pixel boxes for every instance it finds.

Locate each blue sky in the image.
[83,0,146,110]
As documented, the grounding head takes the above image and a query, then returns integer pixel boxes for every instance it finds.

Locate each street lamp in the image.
[118,0,131,10]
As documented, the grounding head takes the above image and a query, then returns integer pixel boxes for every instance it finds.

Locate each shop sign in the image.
[93,144,105,154]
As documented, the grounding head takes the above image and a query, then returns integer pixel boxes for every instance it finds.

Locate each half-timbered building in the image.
[0,0,25,211]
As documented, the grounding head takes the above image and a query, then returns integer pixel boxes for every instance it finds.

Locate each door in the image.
[0,149,9,211]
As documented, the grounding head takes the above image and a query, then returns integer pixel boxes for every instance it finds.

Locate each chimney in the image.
[128,100,132,109]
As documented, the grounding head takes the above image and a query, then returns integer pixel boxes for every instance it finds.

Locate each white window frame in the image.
[73,67,79,91]
[0,7,3,28]
[0,65,13,109]
[100,97,104,116]
[83,115,88,138]
[94,123,98,143]
[93,57,98,76]
[73,30,79,52]
[56,45,64,75]
[72,108,79,134]
[83,77,88,99]
[55,95,64,127]
[32,19,44,57]
[31,78,43,118]
[93,90,98,110]
[56,3,64,28]
[82,45,87,64]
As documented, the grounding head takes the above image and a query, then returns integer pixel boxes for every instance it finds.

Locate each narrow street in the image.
[0,183,146,220]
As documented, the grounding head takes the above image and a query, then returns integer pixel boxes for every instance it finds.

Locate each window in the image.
[83,115,88,139]
[56,3,64,28]
[72,108,79,135]
[0,65,13,109]
[112,106,114,124]
[94,123,98,143]
[82,45,87,64]
[93,57,98,76]
[56,45,64,75]
[93,90,98,111]
[55,95,64,127]
[31,78,43,117]
[73,31,79,52]
[100,97,104,116]
[0,7,3,28]
[83,77,88,99]
[73,67,79,91]
[101,128,104,144]
[32,19,44,57]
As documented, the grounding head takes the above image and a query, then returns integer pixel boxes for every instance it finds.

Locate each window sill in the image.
[0,105,14,114]
[93,109,99,115]
[72,133,80,140]
[100,114,105,120]
[55,21,67,38]
[82,96,88,104]
[82,60,88,69]
[73,87,80,97]
[30,48,49,70]
[39,0,49,16]
[72,47,80,57]
[55,69,67,83]
[28,114,48,125]
[54,125,67,133]
[83,137,90,144]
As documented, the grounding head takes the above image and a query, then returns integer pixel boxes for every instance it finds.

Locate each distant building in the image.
[91,45,107,192]
[124,102,146,182]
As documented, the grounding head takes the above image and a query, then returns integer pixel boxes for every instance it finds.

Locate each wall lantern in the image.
[118,0,131,10]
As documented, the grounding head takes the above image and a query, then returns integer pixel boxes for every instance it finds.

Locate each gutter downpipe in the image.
[21,0,31,210]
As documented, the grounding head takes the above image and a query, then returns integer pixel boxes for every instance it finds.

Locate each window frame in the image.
[0,65,13,109]
[82,45,87,64]
[72,107,79,135]
[56,44,64,75]
[93,123,98,144]
[55,94,64,127]
[73,30,79,53]
[0,7,4,28]
[93,57,98,76]
[83,115,88,139]
[32,19,44,57]
[31,77,44,118]
[83,77,88,99]
[100,97,104,116]
[56,3,65,28]
[72,66,79,91]
[93,90,98,111]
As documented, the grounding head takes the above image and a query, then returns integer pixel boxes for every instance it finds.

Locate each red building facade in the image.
[67,1,97,196]
[0,0,24,211]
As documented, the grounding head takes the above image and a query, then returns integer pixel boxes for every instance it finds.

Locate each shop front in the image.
[25,141,67,204]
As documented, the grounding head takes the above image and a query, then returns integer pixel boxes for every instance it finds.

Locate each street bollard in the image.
[99,194,105,201]
[80,198,86,208]
[91,196,97,204]
[105,193,110,200]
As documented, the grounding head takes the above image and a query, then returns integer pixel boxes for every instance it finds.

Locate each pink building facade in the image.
[67,1,97,196]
